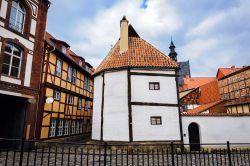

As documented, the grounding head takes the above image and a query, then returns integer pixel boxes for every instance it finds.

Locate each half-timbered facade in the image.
[37,32,94,140]
[92,17,182,142]
[0,0,50,139]
[218,66,250,113]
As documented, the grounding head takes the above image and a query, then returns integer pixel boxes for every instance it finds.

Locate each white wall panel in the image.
[103,70,129,141]
[182,116,250,144]
[132,105,181,141]
[92,75,103,140]
[24,54,33,87]
[131,73,178,104]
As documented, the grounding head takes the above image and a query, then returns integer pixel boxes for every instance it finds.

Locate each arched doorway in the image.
[188,122,200,151]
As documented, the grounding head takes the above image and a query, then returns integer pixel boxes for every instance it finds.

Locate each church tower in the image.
[169,39,178,62]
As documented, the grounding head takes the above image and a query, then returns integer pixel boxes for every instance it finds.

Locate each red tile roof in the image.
[179,77,217,91]
[216,66,242,79]
[93,25,178,75]
[45,32,94,73]
[186,100,224,114]
[225,96,250,106]
[199,80,220,104]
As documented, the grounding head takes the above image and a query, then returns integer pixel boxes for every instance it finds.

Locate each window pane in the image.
[12,57,20,67]
[10,67,19,77]
[2,64,10,75]
[12,46,21,57]
[3,54,11,65]
[5,44,12,53]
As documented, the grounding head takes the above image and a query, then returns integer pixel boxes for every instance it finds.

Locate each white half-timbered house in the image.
[92,17,183,142]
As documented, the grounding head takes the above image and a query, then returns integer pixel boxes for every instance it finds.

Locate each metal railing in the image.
[0,138,250,166]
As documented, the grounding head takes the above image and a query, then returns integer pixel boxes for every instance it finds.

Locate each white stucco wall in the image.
[131,75,178,104]
[182,116,250,144]
[102,70,129,141]
[130,69,175,75]
[132,105,181,141]
[91,75,103,140]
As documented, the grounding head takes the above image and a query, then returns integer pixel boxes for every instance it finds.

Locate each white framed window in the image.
[84,77,90,90]
[80,121,83,133]
[64,120,70,135]
[57,119,64,136]
[72,68,76,84]
[68,95,74,105]
[53,90,61,101]
[71,121,76,134]
[68,66,76,84]
[67,66,72,82]
[84,100,88,111]
[49,119,56,137]
[149,82,160,90]
[77,98,82,110]
[62,46,67,54]
[9,0,25,33]
[151,116,162,125]
[2,43,22,78]
[76,121,80,134]
[55,59,62,77]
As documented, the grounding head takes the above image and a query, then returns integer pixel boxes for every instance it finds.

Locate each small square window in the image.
[53,91,61,101]
[151,116,162,125]
[149,82,160,90]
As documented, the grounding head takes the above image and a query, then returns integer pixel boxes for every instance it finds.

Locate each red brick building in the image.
[0,0,50,140]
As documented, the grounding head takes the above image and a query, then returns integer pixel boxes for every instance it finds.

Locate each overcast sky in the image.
[46,0,250,77]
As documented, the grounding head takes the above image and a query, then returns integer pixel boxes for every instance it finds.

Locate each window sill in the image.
[0,75,21,85]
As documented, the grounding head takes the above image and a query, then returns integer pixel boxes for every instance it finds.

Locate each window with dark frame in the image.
[150,116,162,125]
[149,82,160,90]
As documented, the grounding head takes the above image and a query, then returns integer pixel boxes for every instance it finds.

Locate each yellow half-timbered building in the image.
[37,32,94,140]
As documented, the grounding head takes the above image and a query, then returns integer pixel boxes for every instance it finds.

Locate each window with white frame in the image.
[72,68,76,84]
[2,43,22,78]
[49,119,56,137]
[149,82,160,90]
[62,46,67,54]
[84,100,88,111]
[71,121,75,134]
[57,119,64,136]
[55,59,62,77]
[64,120,70,135]
[79,121,83,133]
[68,95,74,105]
[84,77,90,90]
[67,66,76,84]
[9,0,25,33]
[150,116,162,125]
[53,90,61,101]
[76,121,80,134]
[77,98,82,110]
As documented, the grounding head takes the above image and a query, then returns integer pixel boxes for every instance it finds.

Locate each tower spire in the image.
[169,37,178,62]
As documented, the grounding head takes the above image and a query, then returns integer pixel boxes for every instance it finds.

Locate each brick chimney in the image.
[120,16,128,54]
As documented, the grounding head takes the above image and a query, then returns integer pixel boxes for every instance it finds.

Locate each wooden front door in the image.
[188,123,201,151]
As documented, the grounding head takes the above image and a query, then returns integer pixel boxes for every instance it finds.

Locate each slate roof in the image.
[93,25,179,75]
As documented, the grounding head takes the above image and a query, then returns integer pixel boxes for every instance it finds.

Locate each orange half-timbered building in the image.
[37,32,94,140]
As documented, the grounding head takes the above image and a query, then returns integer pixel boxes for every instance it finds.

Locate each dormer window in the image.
[62,46,66,54]
[9,0,25,33]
